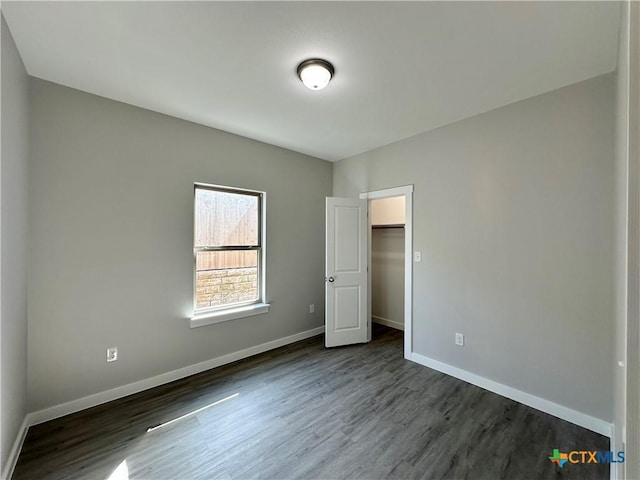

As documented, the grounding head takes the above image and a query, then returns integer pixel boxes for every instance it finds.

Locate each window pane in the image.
[195,250,259,309]
[195,188,259,247]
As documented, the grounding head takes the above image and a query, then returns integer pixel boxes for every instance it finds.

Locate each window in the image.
[192,183,267,325]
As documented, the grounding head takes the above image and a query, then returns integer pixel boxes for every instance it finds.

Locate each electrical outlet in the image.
[455,333,464,347]
[107,347,118,362]
[309,304,315,314]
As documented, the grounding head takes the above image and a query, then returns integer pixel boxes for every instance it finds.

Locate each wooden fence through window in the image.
[196,250,257,271]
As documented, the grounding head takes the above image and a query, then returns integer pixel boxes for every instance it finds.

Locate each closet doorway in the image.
[371,196,405,332]
[360,185,413,359]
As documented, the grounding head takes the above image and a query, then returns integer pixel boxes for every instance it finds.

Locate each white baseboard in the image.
[410,352,612,438]
[1,416,29,480]
[28,326,324,427]
[372,316,404,331]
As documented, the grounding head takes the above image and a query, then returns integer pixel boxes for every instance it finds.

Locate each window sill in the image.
[190,303,270,328]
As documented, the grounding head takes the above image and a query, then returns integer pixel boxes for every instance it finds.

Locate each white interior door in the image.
[325,197,369,347]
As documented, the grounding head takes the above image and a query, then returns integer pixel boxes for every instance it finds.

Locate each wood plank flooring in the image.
[13,325,609,479]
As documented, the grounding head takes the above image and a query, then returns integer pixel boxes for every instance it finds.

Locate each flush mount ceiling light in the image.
[297,59,334,90]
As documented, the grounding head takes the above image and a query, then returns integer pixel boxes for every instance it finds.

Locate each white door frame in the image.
[360,185,413,359]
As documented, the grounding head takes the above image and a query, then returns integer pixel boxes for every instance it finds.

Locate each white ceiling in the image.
[2,1,621,162]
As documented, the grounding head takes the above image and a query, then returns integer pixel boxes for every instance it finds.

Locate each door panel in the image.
[325,197,368,347]
[334,286,361,330]
[334,206,361,272]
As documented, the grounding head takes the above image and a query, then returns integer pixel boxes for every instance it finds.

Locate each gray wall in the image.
[614,2,640,477]
[626,3,640,475]
[371,229,404,327]
[1,14,30,472]
[612,2,640,479]
[334,74,615,422]
[613,1,630,473]
[28,79,332,412]
[627,0,640,472]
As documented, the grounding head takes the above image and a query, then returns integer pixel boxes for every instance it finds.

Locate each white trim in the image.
[403,189,413,359]
[27,326,323,426]
[410,352,613,438]
[190,303,270,328]
[360,185,413,359]
[372,315,404,331]
[2,416,29,480]
[360,185,414,200]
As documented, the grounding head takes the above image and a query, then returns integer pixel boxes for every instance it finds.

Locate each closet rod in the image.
[372,224,405,229]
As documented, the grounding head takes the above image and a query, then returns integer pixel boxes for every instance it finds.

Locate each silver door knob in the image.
[327,276,335,283]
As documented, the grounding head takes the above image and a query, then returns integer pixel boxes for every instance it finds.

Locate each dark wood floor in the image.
[14,325,608,480]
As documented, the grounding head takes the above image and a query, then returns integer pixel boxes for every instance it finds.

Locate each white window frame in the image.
[190,183,269,328]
